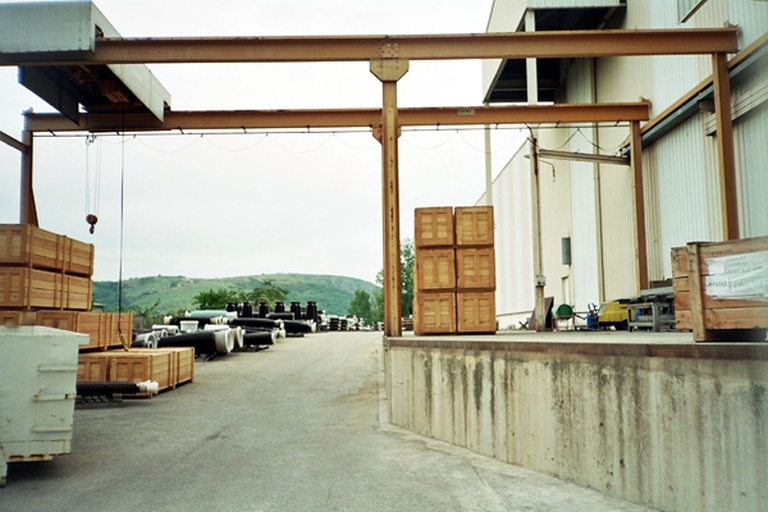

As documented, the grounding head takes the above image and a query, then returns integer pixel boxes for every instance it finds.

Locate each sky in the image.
[0,0,527,284]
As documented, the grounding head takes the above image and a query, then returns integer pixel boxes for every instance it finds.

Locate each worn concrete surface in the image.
[1,331,654,511]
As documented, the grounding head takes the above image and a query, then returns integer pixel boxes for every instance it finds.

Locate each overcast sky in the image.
[0,0,526,284]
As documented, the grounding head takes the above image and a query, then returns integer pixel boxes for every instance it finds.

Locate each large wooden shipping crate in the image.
[77,347,194,392]
[414,292,456,335]
[414,207,454,248]
[672,236,768,341]
[455,206,494,247]
[0,267,92,310]
[415,248,455,292]
[0,224,94,277]
[36,311,133,351]
[77,352,111,382]
[0,310,38,326]
[457,291,496,334]
[456,247,496,290]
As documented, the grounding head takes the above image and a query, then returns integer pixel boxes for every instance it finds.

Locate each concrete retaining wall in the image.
[384,337,768,512]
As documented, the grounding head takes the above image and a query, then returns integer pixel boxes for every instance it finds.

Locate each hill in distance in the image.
[92,273,379,317]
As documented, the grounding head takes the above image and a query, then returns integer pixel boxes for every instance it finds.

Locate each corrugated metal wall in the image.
[490,143,536,328]
[566,58,602,309]
[645,114,717,279]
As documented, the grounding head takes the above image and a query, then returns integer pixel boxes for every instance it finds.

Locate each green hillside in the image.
[92,274,379,316]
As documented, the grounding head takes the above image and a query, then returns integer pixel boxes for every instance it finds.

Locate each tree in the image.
[376,237,415,319]
[244,279,289,307]
[192,288,243,310]
[348,289,374,324]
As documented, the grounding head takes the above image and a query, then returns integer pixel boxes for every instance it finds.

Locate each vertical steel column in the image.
[630,120,648,292]
[20,119,38,226]
[712,51,739,240]
[371,59,409,337]
[526,10,546,331]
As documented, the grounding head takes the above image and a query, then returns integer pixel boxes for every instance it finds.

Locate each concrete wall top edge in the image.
[386,336,768,361]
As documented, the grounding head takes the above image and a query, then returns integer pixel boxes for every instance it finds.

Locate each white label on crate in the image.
[704,250,768,300]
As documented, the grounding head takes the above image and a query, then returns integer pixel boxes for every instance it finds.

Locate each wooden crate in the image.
[414,207,454,248]
[62,237,95,277]
[456,247,496,290]
[109,349,173,392]
[0,310,37,326]
[415,248,455,292]
[142,347,195,387]
[0,224,94,276]
[163,346,195,386]
[0,268,91,310]
[414,292,456,335]
[34,311,130,351]
[457,291,496,334]
[77,352,111,382]
[671,236,768,341]
[455,206,494,247]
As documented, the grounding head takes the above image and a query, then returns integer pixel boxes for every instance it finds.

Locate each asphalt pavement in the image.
[1,331,656,511]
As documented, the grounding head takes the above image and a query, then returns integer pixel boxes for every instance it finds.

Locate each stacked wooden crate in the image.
[0,224,131,351]
[671,236,768,341]
[413,206,496,335]
[77,347,195,395]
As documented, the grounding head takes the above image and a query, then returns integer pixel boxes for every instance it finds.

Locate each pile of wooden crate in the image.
[0,223,130,350]
[0,223,194,394]
[672,235,768,341]
[413,206,496,335]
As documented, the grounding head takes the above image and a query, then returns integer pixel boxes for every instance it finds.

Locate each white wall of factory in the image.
[480,0,768,325]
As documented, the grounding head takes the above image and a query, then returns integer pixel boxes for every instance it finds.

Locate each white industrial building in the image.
[481,0,768,328]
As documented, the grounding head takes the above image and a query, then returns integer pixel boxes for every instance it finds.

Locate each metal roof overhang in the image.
[0,1,170,123]
[484,5,626,103]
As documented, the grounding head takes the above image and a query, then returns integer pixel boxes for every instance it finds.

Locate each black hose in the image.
[156,331,217,355]
[243,331,275,346]
[283,320,312,334]
[231,317,281,329]
[267,312,294,321]
[77,381,142,396]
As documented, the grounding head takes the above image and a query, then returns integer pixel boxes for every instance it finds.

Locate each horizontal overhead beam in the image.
[0,29,739,66]
[24,103,650,133]
[538,149,629,166]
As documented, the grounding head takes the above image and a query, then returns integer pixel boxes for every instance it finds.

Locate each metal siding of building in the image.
[734,67,768,237]
[649,114,715,279]
[491,143,535,328]
[566,58,602,310]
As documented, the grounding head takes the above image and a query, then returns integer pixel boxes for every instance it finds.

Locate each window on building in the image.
[678,0,710,23]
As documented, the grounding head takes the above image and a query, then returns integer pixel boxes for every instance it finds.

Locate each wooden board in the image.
[415,248,455,292]
[457,291,496,334]
[414,207,454,248]
[0,224,94,276]
[414,292,456,335]
[455,206,494,247]
[456,247,496,290]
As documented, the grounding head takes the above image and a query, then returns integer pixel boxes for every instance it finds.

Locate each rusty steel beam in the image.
[24,102,650,133]
[0,29,739,66]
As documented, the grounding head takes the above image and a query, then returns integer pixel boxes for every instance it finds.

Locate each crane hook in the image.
[86,213,98,234]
